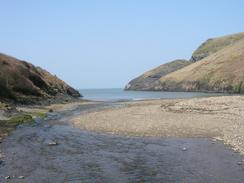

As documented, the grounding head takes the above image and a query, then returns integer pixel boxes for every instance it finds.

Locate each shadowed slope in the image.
[0,53,81,103]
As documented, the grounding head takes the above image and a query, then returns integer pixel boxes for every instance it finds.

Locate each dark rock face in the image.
[67,87,82,98]
[0,53,81,103]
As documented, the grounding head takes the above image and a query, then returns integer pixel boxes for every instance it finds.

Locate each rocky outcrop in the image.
[125,59,191,90]
[0,53,81,104]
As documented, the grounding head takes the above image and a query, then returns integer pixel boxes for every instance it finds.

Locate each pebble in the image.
[48,141,58,146]
[0,160,4,165]
[182,147,188,151]
[237,162,243,165]
[18,176,25,179]
[44,124,51,128]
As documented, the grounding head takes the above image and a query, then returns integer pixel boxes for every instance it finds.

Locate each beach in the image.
[72,95,244,154]
[1,96,244,182]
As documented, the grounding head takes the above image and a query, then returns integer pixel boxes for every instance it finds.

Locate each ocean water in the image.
[79,88,223,101]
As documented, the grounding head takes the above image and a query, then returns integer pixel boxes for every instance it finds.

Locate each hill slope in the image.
[0,53,81,103]
[190,32,244,62]
[125,59,191,90]
[157,38,244,93]
[126,32,244,93]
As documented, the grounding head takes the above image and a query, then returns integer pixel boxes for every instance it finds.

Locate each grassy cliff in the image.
[190,32,244,62]
[126,32,244,93]
[158,37,244,93]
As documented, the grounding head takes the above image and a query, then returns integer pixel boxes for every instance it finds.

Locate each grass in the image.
[234,82,243,93]
[0,114,33,140]
[192,32,244,61]
[30,111,47,118]
[159,37,244,93]
[0,102,7,109]
[0,109,48,141]
[4,114,34,127]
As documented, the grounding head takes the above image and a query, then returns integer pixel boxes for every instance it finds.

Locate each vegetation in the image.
[30,111,47,118]
[159,37,244,93]
[0,109,48,140]
[0,114,33,138]
[125,59,191,90]
[126,32,244,93]
[0,53,81,104]
[191,32,244,62]
[6,114,34,127]
[0,102,7,109]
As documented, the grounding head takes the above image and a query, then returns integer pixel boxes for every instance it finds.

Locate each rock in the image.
[182,147,188,151]
[47,140,58,146]
[237,162,243,165]
[5,176,10,180]
[125,59,191,91]
[44,124,51,128]
[0,154,5,159]
[49,109,54,113]
[67,87,82,98]
[18,176,25,179]
[0,160,4,165]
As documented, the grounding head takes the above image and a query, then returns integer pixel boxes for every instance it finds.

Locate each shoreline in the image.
[0,99,98,162]
[71,95,244,154]
[0,99,94,141]
[1,95,244,155]
[1,95,244,181]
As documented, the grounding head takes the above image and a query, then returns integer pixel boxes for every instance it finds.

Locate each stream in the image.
[0,102,244,183]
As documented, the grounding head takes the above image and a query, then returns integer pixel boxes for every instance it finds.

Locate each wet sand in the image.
[0,97,244,182]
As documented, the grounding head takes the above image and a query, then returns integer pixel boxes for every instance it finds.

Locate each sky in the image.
[1,0,244,89]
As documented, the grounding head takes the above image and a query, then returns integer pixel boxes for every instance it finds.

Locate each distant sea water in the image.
[79,88,223,102]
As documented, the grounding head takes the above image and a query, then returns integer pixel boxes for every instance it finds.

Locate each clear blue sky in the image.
[1,0,244,89]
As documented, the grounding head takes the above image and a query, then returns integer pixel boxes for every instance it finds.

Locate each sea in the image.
[79,88,223,101]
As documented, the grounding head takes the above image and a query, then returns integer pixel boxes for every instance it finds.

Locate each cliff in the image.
[125,60,191,90]
[0,53,81,104]
[126,32,244,93]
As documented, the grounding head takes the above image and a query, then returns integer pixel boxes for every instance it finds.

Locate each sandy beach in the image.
[72,95,244,154]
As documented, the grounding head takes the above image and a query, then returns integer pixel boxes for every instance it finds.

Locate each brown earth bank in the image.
[72,95,244,154]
